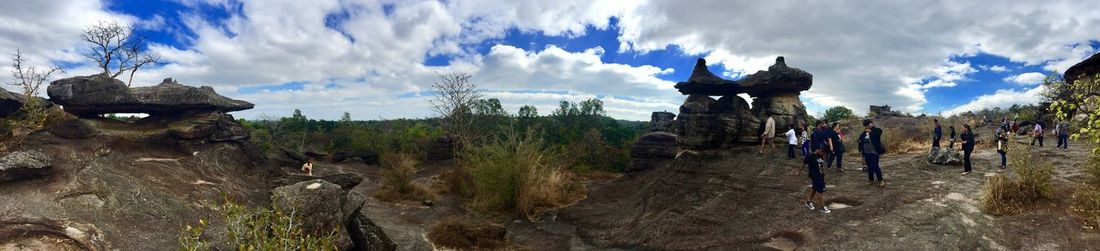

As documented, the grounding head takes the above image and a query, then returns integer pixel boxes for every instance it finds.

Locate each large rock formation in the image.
[670,57,810,149]
[1066,52,1100,86]
[650,112,676,132]
[271,180,359,249]
[47,75,253,117]
[0,150,51,182]
[45,119,99,139]
[166,112,250,142]
[629,132,679,172]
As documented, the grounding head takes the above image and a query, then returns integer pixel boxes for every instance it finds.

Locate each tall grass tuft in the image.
[463,129,578,221]
[1072,155,1100,228]
[178,200,338,250]
[375,152,434,202]
[980,145,1054,215]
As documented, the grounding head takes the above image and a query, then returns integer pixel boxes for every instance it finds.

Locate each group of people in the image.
[933,119,977,174]
[934,117,1071,175]
[759,116,885,214]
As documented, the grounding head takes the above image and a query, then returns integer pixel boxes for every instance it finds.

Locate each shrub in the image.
[463,129,578,220]
[426,217,506,250]
[375,152,434,202]
[179,200,338,250]
[980,145,1054,215]
[1072,185,1100,228]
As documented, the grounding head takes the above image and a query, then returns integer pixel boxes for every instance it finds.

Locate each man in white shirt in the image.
[1031,121,1044,147]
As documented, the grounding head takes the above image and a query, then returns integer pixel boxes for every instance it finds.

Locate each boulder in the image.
[47,75,253,117]
[649,112,676,132]
[45,119,98,139]
[1066,52,1100,86]
[739,57,813,97]
[426,136,454,161]
[346,212,397,251]
[679,94,717,114]
[927,147,961,165]
[1,89,53,118]
[751,94,808,130]
[280,147,310,164]
[166,112,249,142]
[271,180,355,249]
[631,132,680,159]
[303,148,328,159]
[0,150,52,182]
[275,173,364,191]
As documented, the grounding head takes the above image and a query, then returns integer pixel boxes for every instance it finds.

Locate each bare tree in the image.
[10,50,63,98]
[80,21,161,86]
[427,72,482,147]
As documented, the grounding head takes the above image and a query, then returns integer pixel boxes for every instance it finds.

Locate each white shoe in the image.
[821,207,831,214]
[804,201,815,210]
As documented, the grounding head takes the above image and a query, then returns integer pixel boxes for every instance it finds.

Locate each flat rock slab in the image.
[47,75,253,116]
[0,150,52,182]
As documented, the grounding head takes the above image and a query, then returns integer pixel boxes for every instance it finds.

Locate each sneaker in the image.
[804,201,815,210]
[838,168,844,173]
[962,171,971,175]
[820,206,831,214]
[879,181,886,187]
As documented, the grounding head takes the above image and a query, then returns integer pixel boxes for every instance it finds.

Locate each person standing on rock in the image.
[948,125,957,149]
[858,119,886,187]
[759,115,777,155]
[933,119,943,148]
[826,122,846,172]
[785,124,799,160]
[801,149,830,214]
[996,127,1008,169]
[1031,120,1044,147]
[301,159,314,176]
[960,124,975,174]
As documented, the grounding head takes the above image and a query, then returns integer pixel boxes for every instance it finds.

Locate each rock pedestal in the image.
[47,75,253,117]
[650,112,676,132]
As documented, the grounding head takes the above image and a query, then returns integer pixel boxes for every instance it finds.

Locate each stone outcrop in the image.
[334,151,381,165]
[927,147,961,165]
[1066,52,1100,86]
[650,112,676,132]
[274,173,364,191]
[670,57,809,149]
[346,212,398,251]
[46,119,99,139]
[271,180,357,249]
[0,150,52,182]
[47,75,253,117]
[166,112,250,142]
[629,132,679,173]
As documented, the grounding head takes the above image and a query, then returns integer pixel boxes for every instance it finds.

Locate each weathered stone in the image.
[752,94,808,130]
[166,112,249,142]
[347,212,397,251]
[1066,52,1100,86]
[271,180,353,249]
[1,89,53,118]
[673,59,743,95]
[739,57,813,97]
[631,132,679,159]
[303,147,328,159]
[47,75,253,117]
[927,147,962,165]
[45,119,98,139]
[280,147,310,164]
[649,112,676,132]
[275,173,364,191]
[680,94,717,114]
[0,150,51,182]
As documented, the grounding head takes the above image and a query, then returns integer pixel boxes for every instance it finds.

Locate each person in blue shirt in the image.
[932,119,942,148]
[826,122,846,172]
[801,149,830,214]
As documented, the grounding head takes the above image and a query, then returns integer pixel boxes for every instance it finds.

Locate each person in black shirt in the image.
[960,124,975,174]
[933,119,942,148]
[801,149,830,214]
[858,119,887,187]
[826,122,846,172]
[948,125,957,149]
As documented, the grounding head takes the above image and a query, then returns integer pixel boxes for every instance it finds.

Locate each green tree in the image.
[822,106,855,122]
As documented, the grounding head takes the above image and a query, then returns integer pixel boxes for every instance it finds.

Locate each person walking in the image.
[801,149,830,214]
[801,123,812,157]
[996,127,1008,169]
[858,119,886,187]
[1055,120,1070,150]
[759,116,777,154]
[960,124,975,174]
[1031,120,1044,147]
[933,119,943,148]
[948,125,957,149]
[785,124,798,159]
[826,122,846,172]
[811,120,834,166]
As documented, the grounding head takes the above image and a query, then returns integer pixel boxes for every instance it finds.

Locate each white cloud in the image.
[980,64,1009,72]
[1003,72,1048,85]
[944,86,1047,116]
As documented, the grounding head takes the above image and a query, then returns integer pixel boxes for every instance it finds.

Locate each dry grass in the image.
[980,145,1054,215]
[463,129,584,221]
[374,152,435,202]
[426,217,507,250]
[1072,186,1100,228]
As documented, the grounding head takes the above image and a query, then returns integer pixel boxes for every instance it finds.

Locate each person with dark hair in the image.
[301,159,315,176]
[996,126,1008,169]
[785,124,798,159]
[800,123,812,157]
[948,125,957,149]
[960,124,975,174]
[1031,120,1044,147]
[810,120,834,169]
[759,116,777,155]
[932,119,942,148]
[826,122,846,172]
[1055,120,1070,150]
[800,149,830,214]
[858,119,886,187]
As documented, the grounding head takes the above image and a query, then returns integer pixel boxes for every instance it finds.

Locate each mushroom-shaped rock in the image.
[673,59,744,95]
[47,75,253,117]
[0,150,52,182]
[740,57,813,97]
[1066,52,1100,86]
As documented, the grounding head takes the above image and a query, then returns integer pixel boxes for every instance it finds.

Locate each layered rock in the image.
[47,75,253,117]
[271,180,359,249]
[743,57,811,130]
[274,173,364,191]
[649,112,676,132]
[1066,52,1100,86]
[166,112,250,142]
[927,147,962,165]
[45,119,99,139]
[629,132,679,172]
[0,150,51,182]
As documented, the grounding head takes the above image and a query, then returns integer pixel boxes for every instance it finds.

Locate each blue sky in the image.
[2,0,1099,120]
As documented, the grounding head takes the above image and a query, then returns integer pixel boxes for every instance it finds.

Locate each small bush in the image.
[179,200,338,250]
[426,217,506,250]
[463,129,579,220]
[980,145,1054,215]
[375,152,434,202]
[1072,186,1100,228]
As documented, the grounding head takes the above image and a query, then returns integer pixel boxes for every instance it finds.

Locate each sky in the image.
[1,0,1099,121]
